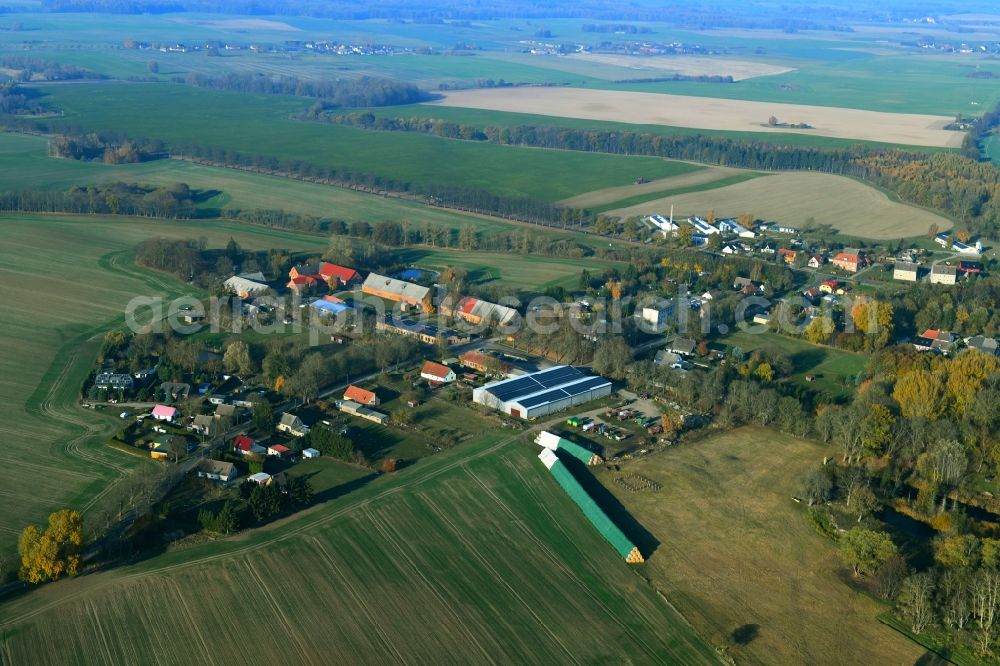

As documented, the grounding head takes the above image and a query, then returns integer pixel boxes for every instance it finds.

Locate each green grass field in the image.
[602,427,922,664]
[394,247,618,290]
[0,132,548,237]
[33,82,697,202]
[0,435,721,664]
[718,330,866,400]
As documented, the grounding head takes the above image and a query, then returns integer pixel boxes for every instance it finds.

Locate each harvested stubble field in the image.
[563,53,796,80]
[429,87,963,148]
[606,171,953,239]
[0,438,721,664]
[559,164,733,209]
[602,427,923,665]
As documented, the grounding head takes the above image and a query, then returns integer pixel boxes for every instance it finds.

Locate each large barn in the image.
[472,366,611,420]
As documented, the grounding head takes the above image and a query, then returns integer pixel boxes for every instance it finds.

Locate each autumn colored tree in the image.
[893,369,946,420]
[946,350,1000,415]
[839,527,898,577]
[382,458,398,474]
[851,297,894,350]
[805,316,835,344]
[223,340,254,376]
[18,509,84,584]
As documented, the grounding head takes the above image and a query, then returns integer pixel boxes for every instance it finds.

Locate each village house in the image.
[666,337,697,357]
[930,264,957,285]
[733,277,764,296]
[420,361,457,384]
[807,254,826,269]
[344,385,379,406]
[639,300,674,332]
[893,261,920,282]
[232,434,266,456]
[777,248,799,265]
[362,273,433,311]
[302,447,321,459]
[195,459,237,483]
[151,404,178,423]
[190,414,214,436]
[277,413,309,437]
[832,250,864,273]
[267,444,292,458]
[818,279,840,294]
[913,329,957,353]
[95,372,134,391]
[214,403,245,423]
[653,350,684,369]
[968,335,999,356]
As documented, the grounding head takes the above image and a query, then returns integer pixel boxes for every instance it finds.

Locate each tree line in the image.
[185,72,428,107]
[0,55,103,82]
[0,182,196,218]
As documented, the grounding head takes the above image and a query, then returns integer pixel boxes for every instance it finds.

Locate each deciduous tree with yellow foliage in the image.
[893,368,946,420]
[18,509,84,584]
[851,297,894,351]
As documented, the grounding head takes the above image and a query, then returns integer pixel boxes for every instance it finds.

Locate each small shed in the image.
[302,448,321,459]
[249,472,272,486]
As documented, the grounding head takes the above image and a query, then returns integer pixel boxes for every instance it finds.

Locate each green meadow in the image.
[34,82,697,201]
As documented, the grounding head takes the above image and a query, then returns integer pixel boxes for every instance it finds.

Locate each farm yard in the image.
[0,437,721,665]
[428,88,963,148]
[602,427,923,665]
[606,171,954,239]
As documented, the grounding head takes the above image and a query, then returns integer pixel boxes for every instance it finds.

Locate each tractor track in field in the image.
[464,461,668,664]
[415,491,582,666]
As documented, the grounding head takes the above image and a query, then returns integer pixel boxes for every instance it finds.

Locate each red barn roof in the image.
[320,263,361,284]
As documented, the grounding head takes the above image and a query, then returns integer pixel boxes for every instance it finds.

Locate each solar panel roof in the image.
[518,388,571,409]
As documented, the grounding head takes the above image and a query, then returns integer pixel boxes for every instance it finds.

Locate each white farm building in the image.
[472,366,612,420]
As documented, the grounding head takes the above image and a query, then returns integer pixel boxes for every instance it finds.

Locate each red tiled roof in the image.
[319,263,360,284]
[458,297,478,315]
[421,361,453,380]
[233,434,254,451]
[269,444,291,454]
[344,385,376,404]
[834,252,860,263]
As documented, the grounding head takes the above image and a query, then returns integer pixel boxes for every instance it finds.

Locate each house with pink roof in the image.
[151,404,178,422]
